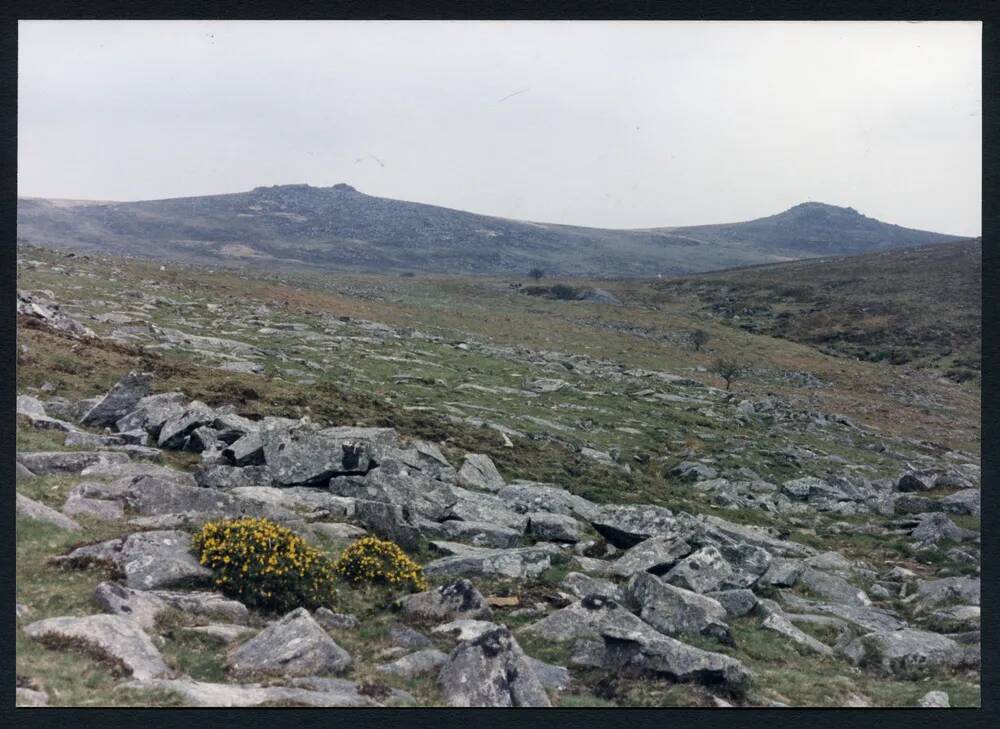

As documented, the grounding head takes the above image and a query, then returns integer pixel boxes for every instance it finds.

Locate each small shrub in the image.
[550,284,581,301]
[710,356,744,390]
[333,536,427,592]
[528,267,545,280]
[193,517,337,613]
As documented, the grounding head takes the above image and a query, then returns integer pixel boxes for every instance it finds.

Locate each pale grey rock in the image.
[362,459,457,521]
[437,625,551,707]
[59,530,211,590]
[396,580,493,621]
[939,489,981,517]
[395,440,456,481]
[222,432,264,466]
[16,394,47,418]
[17,450,130,475]
[590,503,677,547]
[424,519,522,549]
[158,401,216,449]
[125,476,295,523]
[310,522,367,541]
[897,471,938,492]
[571,623,750,694]
[560,572,623,602]
[625,572,731,643]
[121,677,385,707]
[314,607,359,631]
[759,557,804,587]
[229,486,354,518]
[15,687,49,706]
[671,461,718,482]
[843,629,969,677]
[449,486,528,531]
[926,605,980,633]
[706,589,758,618]
[63,495,123,522]
[388,623,432,648]
[182,624,256,645]
[378,648,448,678]
[115,392,188,437]
[527,512,583,543]
[913,576,980,611]
[81,371,153,427]
[24,614,169,680]
[352,499,421,550]
[910,513,978,544]
[523,594,649,643]
[457,453,505,492]
[779,595,906,633]
[663,546,733,593]
[523,656,571,690]
[798,566,870,607]
[227,608,351,677]
[423,545,558,580]
[918,690,950,708]
[186,426,221,453]
[611,535,692,577]
[755,600,833,657]
[431,619,498,641]
[498,481,599,520]
[16,462,36,483]
[94,582,250,629]
[82,461,197,484]
[195,464,272,490]
[571,556,618,575]
[16,493,81,531]
[262,423,397,486]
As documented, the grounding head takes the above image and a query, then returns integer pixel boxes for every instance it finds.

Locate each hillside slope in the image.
[17,185,969,277]
[653,239,981,377]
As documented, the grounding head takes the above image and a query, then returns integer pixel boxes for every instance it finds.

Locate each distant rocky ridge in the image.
[16,185,969,277]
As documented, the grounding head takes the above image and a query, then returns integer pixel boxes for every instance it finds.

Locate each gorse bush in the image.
[333,536,427,592]
[193,517,337,613]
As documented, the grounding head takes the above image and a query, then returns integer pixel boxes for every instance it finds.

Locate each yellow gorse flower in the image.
[192,516,338,612]
[332,536,427,592]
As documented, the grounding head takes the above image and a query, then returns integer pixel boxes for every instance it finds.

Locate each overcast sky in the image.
[19,20,981,235]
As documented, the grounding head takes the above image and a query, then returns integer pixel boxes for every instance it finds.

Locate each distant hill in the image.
[656,239,982,377]
[16,184,970,277]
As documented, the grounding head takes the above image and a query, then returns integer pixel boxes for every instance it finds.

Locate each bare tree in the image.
[711,356,743,390]
[690,329,709,352]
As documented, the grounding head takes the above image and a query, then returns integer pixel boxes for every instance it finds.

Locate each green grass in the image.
[16,242,981,707]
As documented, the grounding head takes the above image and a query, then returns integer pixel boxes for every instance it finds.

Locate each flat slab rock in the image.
[95,581,250,630]
[590,503,678,547]
[423,545,561,580]
[377,648,449,678]
[396,579,494,621]
[227,608,352,678]
[571,623,750,694]
[843,628,972,677]
[24,614,170,680]
[122,676,412,707]
[16,493,81,531]
[56,530,212,590]
[17,450,131,476]
[262,424,398,486]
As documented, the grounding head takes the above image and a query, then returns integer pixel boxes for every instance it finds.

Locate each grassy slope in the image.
[16,245,980,706]
[648,240,982,375]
